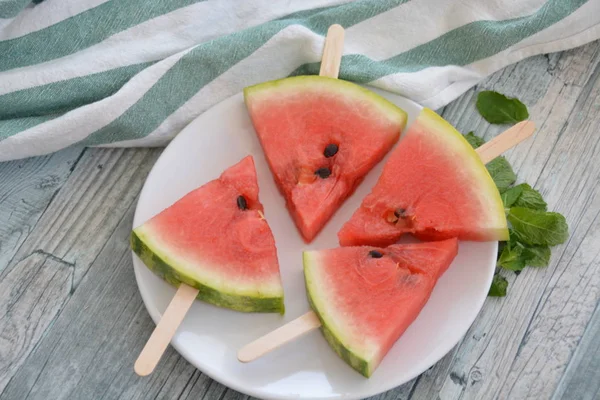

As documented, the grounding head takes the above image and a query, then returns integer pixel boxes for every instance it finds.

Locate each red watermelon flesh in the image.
[304,238,458,377]
[244,76,407,242]
[131,156,284,313]
[338,108,508,247]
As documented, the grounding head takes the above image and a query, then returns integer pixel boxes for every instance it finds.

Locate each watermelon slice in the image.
[338,108,508,247]
[304,238,458,377]
[130,156,285,314]
[244,76,407,242]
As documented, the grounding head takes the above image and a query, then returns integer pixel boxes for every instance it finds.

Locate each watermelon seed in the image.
[315,167,331,179]
[324,144,339,158]
[369,250,383,258]
[395,208,407,218]
[237,195,248,210]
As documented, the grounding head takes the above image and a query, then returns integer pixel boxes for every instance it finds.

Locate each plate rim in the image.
[131,87,497,400]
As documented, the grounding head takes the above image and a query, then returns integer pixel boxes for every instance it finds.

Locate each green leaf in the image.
[522,245,551,267]
[508,207,569,246]
[476,91,529,124]
[501,183,547,210]
[498,243,527,271]
[498,229,550,270]
[489,274,508,297]
[464,131,485,148]
[501,185,524,208]
[486,157,516,191]
[513,183,547,210]
[462,131,516,191]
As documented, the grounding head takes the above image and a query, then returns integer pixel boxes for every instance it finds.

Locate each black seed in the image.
[236,195,248,210]
[369,250,383,258]
[394,208,406,218]
[315,167,331,179]
[324,144,339,158]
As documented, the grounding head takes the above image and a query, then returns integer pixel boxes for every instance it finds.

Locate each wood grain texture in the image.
[0,147,162,397]
[553,301,600,400]
[0,146,84,272]
[0,42,598,400]
[0,252,73,392]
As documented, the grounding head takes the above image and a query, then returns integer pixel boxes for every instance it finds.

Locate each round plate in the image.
[132,88,496,400]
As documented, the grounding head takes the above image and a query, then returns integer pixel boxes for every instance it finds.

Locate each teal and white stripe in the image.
[0,0,598,161]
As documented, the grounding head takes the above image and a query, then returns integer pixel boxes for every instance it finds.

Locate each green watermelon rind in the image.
[303,251,372,378]
[243,75,408,127]
[130,229,285,314]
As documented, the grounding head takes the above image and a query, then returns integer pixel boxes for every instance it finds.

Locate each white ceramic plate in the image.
[132,88,496,400]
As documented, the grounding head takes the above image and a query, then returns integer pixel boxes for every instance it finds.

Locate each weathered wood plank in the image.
[552,301,600,400]
[0,251,73,392]
[0,147,161,394]
[408,41,600,400]
[0,146,84,272]
[2,147,162,287]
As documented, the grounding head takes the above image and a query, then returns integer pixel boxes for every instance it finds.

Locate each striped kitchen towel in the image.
[0,0,599,162]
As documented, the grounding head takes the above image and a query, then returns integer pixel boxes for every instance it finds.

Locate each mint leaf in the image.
[462,131,516,190]
[464,131,485,148]
[508,207,569,246]
[498,244,526,271]
[487,157,516,191]
[489,274,508,297]
[501,185,524,208]
[506,229,551,268]
[501,183,547,210]
[522,245,551,267]
[514,183,547,210]
[476,91,529,124]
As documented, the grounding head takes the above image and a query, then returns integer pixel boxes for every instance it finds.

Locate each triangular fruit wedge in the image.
[244,76,407,242]
[338,108,508,247]
[131,156,285,314]
[304,238,458,377]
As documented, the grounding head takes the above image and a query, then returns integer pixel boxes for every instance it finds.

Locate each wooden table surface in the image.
[1,41,599,400]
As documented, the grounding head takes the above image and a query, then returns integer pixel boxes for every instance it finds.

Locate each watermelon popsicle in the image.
[337,108,529,247]
[237,120,535,376]
[131,155,285,376]
[303,239,459,377]
[243,26,407,243]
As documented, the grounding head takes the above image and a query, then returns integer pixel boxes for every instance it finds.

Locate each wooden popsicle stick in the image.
[238,311,321,362]
[237,119,535,363]
[319,24,345,78]
[476,120,535,164]
[134,284,199,376]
